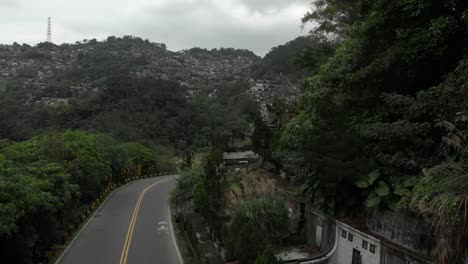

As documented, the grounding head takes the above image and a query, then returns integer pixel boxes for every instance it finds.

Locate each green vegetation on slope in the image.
[275,0,468,262]
[174,149,288,264]
[252,35,336,79]
[0,65,258,152]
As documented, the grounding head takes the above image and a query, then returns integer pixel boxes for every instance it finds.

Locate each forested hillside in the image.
[0,38,260,151]
[274,0,468,263]
[251,35,335,80]
[0,77,257,150]
[0,37,265,263]
[1,0,467,263]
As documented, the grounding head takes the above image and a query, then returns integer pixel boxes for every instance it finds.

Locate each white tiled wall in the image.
[331,223,381,264]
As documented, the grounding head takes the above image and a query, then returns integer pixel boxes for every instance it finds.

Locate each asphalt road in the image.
[56,175,182,264]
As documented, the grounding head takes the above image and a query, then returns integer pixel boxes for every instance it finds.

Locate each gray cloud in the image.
[0,0,311,56]
[239,0,307,13]
[0,0,21,8]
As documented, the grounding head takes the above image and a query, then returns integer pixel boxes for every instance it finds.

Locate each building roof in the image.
[223,151,259,160]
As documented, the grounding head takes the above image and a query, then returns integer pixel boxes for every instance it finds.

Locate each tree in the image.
[197,147,223,228]
[252,117,273,161]
[278,0,468,214]
[252,35,335,79]
[302,0,369,38]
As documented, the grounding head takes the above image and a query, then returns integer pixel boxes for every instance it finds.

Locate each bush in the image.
[255,245,281,264]
[227,198,288,263]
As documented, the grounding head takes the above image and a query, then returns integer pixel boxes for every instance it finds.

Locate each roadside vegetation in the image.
[173,147,289,264]
[270,1,468,263]
[0,130,175,263]
[175,1,468,263]
[174,1,468,262]
[226,198,288,263]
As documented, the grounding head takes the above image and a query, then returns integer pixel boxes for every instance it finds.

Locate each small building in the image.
[332,222,381,264]
[277,207,435,264]
[222,151,261,170]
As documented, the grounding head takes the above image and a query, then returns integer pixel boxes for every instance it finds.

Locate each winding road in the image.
[56,175,183,264]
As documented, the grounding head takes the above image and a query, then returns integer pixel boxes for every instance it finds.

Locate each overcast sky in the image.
[0,0,312,56]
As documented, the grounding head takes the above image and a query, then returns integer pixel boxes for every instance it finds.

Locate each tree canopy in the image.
[0,130,173,263]
[276,0,467,262]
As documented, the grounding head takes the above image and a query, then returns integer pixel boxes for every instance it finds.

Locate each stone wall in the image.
[178,213,224,264]
[367,210,433,258]
[379,243,432,264]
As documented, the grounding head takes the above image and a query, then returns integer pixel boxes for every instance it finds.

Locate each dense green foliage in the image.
[0,130,172,263]
[252,117,275,161]
[280,0,467,210]
[0,36,259,151]
[276,0,467,262]
[302,0,367,38]
[0,67,257,153]
[252,35,335,79]
[254,246,281,264]
[226,198,287,264]
[175,148,224,226]
[401,113,468,263]
[174,147,288,263]
[188,81,259,150]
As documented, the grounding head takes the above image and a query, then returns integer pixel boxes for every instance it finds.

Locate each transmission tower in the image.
[46,17,52,43]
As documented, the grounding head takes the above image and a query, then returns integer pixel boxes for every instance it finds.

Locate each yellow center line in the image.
[119,178,173,264]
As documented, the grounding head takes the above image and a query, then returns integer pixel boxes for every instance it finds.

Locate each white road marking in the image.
[168,207,184,264]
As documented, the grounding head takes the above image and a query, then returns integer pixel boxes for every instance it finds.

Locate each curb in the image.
[169,207,185,264]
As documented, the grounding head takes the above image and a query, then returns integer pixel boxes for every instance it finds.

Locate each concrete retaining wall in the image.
[367,210,433,258]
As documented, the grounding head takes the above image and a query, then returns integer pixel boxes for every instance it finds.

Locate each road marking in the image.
[157,224,169,232]
[157,221,169,232]
[54,184,125,264]
[168,207,184,264]
[119,178,173,264]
